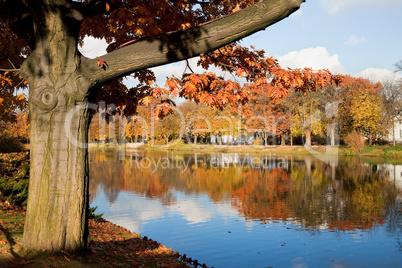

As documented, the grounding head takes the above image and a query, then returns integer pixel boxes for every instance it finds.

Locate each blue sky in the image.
[240,0,402,81]
[80,0,402,85]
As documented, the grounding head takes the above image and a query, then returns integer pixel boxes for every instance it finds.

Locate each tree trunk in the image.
[22,85,91,252]
[281,134,286,146]
[194,134,198,145]
[19,4,93,252]
[330,123,335,146]
[305,128,311,147]
[393,121,395,146]
[290,133,293,146]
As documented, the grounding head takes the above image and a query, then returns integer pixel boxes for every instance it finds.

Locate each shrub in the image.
[344,130,365,153]
[0,134,24,153]
[344,147,357,156]
[0,152,30,206]
[88,206,104,221]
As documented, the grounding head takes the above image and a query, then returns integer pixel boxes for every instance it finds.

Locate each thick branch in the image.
[82,0,305,87]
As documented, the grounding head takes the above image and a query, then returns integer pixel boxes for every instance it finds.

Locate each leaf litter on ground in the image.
[0,201,200,267]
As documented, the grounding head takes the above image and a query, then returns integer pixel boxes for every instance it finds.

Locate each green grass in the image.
[383,145,402,152]
[359,145,383,154]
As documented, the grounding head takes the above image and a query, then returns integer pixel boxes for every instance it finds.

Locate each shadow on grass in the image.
[0,223,20,259]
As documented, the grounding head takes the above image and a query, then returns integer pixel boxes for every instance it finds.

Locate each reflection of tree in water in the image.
[385,193,402,252]
[334,158,398,231]
[89,151,400,233]
[89,151,177,205]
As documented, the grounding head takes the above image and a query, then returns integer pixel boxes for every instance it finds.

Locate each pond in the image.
[89,150,402,268]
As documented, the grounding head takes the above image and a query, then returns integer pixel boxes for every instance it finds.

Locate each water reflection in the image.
[89,151,402,267]
[90,151,400,230]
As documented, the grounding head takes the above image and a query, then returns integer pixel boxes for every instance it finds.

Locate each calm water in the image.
[89,150,402,268]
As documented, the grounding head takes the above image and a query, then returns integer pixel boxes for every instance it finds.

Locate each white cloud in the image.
[345,35,366,46]
[319,0,402,14]
[354,67,401,83]
[169,197,213,224]
[79,36,109,59]
[106,194,166,234]
[275,46,346,74]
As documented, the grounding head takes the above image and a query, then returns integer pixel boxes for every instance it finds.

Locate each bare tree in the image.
[381,79,402,146]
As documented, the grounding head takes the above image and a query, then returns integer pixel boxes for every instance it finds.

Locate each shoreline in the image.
[90,143,402,158]
[0,201,199,267]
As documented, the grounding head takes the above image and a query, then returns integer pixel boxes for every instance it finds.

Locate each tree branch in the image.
[81,0,305,87]
[0,68,19,72]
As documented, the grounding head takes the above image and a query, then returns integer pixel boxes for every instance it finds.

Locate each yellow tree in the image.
[349,90,383,145]
[154,112,182,145]
[180,101,212,144]
[338,75,384,145]
[125,105,151,143]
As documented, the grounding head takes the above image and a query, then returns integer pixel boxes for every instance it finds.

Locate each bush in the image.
[0,152,30,206]
[344,130,365,153]
[0,134,24,153]
[88,206,104,221]
[344,147,357,156]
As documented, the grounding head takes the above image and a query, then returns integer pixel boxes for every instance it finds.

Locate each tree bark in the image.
[281,134,286,146]
[19,1,93,252]
[305,128,311,147]
[23,97,91,251]
[330,123,335,146]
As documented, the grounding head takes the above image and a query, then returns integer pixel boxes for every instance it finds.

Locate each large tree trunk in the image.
[23,97,91,251]
[19,3,92,252]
